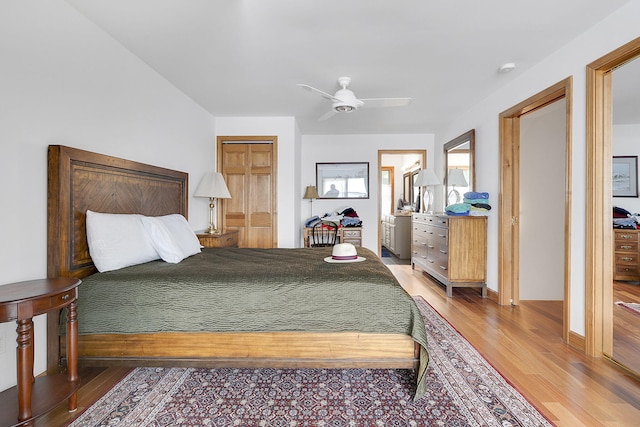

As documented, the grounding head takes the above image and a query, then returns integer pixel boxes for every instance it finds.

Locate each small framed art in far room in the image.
[613,155,638,197]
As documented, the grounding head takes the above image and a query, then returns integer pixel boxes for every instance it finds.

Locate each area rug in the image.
[616,301,640,316]
[69,297,553,426]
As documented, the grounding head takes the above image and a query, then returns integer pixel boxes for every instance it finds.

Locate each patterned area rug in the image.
[69,297,553,426]
[616,301,640,316]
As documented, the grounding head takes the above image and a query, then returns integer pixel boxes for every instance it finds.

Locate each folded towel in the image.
[445,203,471,214]
[464,191,489,200]
[463,198,491,205]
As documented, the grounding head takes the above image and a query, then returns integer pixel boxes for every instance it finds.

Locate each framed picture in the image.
[316,162,369,199]
[613,156,638,197]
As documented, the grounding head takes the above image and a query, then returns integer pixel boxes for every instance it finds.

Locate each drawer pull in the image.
[439,249,448,254]
[621,245,633,249]
[438,234,447,238]
[439,266,448,270]
[427,245,434,249]
[621,257,634,262]
[62,294,70,301]
[621,235,634,239]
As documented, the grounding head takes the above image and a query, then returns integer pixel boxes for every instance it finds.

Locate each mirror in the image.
[443,129,475,206]
[316,162,369,199]
[611,55,640,375]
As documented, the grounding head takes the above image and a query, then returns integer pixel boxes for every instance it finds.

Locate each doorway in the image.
[378,149,426,264]
[498,77,572,342]
[217,135,277,248]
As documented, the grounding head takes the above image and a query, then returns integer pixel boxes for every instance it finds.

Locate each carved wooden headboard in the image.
[47,145,189,280]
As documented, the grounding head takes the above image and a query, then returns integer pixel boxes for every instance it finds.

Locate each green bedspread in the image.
[72,246,429,399]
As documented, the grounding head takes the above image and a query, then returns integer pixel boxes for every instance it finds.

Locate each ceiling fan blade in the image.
[318,110,337,121]
[298,84,340,102]
[359,97,412,108]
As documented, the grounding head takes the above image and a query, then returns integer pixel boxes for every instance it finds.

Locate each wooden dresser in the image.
[411,213,487,297]
[614,228,640,281]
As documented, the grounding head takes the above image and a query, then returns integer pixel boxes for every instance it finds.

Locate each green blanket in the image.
[72,246,429,398]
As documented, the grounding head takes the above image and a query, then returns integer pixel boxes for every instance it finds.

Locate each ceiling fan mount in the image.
[297,76,411,121]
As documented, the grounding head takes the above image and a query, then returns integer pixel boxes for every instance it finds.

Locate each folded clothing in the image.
[445,203,471,215]
[464,191,489,200]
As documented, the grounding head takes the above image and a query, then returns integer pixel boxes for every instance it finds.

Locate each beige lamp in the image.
[303,185,320,216]
[414,168,441,213]
[194,172,231,234]
[447,168,468,205]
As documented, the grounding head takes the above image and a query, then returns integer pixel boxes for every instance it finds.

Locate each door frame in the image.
[498,77,573,343]
[377,150,426,257]
[585,36,640,358]
[216,135,278,247]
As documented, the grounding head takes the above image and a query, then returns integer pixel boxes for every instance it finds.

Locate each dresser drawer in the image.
[615,230,638,242]
[616,265,640,277]
[343,229,361,238]
[615,253,639,266]
[615,241,638,252]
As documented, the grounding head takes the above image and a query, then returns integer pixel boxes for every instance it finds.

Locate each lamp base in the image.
[203,226,221,234]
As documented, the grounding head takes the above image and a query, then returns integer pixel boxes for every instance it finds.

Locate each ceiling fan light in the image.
[334,104,355,112]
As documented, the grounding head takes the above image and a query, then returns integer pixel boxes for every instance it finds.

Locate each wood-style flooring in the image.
[613,280,640,374]
[27,266,640,426]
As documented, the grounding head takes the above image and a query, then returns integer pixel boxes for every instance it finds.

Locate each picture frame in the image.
[316,162,369,199]
[613,156,638,197]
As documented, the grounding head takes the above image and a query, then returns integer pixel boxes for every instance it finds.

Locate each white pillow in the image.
[140,216,185,263]
[86,210,160,272]
[155,214,202,257]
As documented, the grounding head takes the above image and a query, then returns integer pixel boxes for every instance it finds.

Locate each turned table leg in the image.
[16,318,34,421]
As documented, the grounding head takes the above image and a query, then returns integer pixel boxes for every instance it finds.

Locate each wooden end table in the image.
[0,278,81,426]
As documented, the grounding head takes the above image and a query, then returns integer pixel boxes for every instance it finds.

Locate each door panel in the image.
[219,137,276,248]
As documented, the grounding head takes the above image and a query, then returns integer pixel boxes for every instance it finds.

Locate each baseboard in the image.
[486,287,499,303]
[567,330,586,351]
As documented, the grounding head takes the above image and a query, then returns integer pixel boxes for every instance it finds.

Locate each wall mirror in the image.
[444,129,475,206]
[316,162,369,199]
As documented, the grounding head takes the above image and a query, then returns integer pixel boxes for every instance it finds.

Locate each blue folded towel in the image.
[464,191,489,200]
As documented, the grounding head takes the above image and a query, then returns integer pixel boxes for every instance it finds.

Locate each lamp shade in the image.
[303,185,319,199]
[414,168,441,187]
[194,172,231,199]
[447,169,468,187]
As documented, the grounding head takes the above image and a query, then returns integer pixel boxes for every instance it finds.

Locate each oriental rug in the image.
[616,301,640,316]
[69,297,553,426]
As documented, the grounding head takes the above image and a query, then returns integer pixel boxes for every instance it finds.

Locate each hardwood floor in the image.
[26,266,640,426]
[613,280,640,374]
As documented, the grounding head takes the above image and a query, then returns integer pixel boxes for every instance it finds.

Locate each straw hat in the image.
[323,243,366,263]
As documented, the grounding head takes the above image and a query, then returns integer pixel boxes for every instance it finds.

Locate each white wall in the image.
[519,100,566,300]
[214,116,301,248]
[433,1,640,335]
[613,124,640,214]
[302,134,435,251]
[0,0,216,392]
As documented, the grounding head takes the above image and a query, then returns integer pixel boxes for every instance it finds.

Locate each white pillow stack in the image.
[86,210,202,272]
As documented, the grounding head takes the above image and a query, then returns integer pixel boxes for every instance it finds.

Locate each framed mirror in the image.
[316,162,369,199]
[444,129,475,206]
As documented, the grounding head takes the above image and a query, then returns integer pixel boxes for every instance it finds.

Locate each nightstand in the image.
[197,230,239,248]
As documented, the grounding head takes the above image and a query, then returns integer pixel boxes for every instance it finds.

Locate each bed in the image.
[46,145,429,398]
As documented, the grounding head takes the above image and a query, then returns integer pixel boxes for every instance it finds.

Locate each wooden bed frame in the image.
[46,145,419,373]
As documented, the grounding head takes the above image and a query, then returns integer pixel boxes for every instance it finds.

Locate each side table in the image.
[197,229,239,248]
[0,278,81,426]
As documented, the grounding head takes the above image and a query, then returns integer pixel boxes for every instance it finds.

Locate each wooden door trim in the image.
[586,36,640,358]
[216,135,278,247]
[499,77,573,344]
[377,150,426,257]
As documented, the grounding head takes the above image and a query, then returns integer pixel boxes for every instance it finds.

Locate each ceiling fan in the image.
[298,76,412,121]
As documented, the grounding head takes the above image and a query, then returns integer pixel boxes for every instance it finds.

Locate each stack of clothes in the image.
[445,191,492,216]
[613,206,638,229]
[304,207,363,229]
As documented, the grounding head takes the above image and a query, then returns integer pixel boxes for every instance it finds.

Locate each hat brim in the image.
[323,256,366,263]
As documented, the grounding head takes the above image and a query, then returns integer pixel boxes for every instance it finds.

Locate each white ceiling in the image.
[66,0,632,134]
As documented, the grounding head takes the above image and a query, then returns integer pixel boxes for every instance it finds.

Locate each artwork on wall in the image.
[316,162,369,199]
[613,156,638,197]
